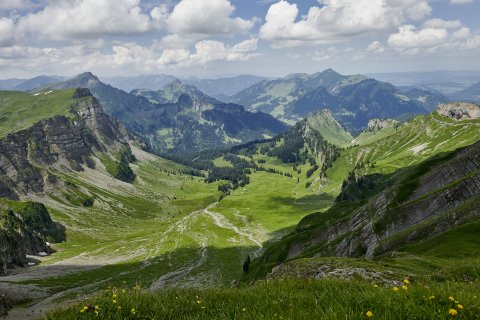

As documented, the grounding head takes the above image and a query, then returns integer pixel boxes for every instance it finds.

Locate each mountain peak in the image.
[75,72,99,81]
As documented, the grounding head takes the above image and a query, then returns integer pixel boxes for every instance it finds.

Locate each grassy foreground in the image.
[45,278,479,320]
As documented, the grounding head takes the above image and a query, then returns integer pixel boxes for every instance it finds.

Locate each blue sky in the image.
[0,0,479,78]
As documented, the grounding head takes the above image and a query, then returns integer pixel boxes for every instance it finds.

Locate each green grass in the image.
[212,157,233,168]
[402,220,480,259]
[45,278,480,320]
[0,89,77,137]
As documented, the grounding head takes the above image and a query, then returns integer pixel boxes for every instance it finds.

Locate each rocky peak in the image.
[72,87,93,99]
[437,102,480,120]
[363,119,400,134]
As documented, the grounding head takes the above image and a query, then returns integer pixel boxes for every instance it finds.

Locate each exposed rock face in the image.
[363,119,400,133]
[0,202,66,274]
[0,88,130,199]
[437,102,480,120]
[259,140,480,266]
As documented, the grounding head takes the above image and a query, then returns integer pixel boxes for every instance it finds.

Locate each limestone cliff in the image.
[0,88,130,199]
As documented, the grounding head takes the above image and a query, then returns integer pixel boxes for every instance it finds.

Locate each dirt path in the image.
[1,201,267,319]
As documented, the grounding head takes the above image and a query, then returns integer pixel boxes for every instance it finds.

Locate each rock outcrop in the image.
[363,118,400,134]
[0,88,130,199]
[0,201,66,274]
[258,139,480,266]
[437,102,480,120]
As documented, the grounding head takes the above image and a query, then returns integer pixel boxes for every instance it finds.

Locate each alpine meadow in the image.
[0,1,480,319]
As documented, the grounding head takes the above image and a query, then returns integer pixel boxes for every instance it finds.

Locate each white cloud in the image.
[452,27,471,39]
[16,0,167,40]
[0,37,259,75]
[367,41,385,54]
[158,39,259,67]
[167,0,255,35]
[0,18,14,46]
[259,0,432,47]
[465,35,480,49]
[450,0,473,4]
[388,25,449,50]
[310,47,338,62]
[387,21,480,55]
[423,19,462,29]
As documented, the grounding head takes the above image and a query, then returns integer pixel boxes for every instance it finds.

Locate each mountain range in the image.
[42,72,288,155]
[230,69,448,132]
[0,69,479,319]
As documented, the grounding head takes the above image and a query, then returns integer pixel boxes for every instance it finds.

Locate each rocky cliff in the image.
[0,201,66,274]
[0,88,131,199]
[256,138,480,272]
[437,102,480,120]
[0,88,134,274]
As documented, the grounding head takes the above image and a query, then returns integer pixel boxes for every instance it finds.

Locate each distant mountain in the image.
[0,76,64,91]
[369,71,480,95]
[451,82,480,103]
[101,74,178,92]
[45,73,288,155]
[101,74,268,100]
[230,69,429,132]
[402,87,449,112]
[0,78,26,90]
[182,75,269,101]
[13,75,65,91]
[131,79,219,105]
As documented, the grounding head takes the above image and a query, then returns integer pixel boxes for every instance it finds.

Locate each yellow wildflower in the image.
[122,289,126,294]
[449,309,458,316]
[112,293,118,298]
[197,300,202,304]
[373,284,379,288]
[449,296,455,301]
[403,279,410,284]
[112,300,117,304]
[402,285,408,290]
[242,308,247,312]
[80,309,85,313]
[428,296,435,300]
[457,304,464,310]
[131,308,136,315]
[366,310,374,318]
[95,305,99,310]
[393,287,399,292]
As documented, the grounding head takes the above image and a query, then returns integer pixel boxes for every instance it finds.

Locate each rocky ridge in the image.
[437,102,480,120]
[0,88,130,199]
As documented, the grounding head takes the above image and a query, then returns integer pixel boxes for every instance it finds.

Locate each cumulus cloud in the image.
[367,41,385,54]
[423,18,463,29]
[167,0,255,35]
[158,39,259,67]
[387,21,477,54]
[259,0,432,47]
[16,0,167,40]
[388,25,449,51]
[0,18,14,46]
[0,37,259,75]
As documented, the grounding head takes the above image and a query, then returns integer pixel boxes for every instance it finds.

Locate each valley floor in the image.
[0,146,328,319]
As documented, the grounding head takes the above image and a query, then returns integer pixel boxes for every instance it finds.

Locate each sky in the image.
[0,0,479,78]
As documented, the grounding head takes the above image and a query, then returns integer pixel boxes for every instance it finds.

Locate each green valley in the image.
[0,89,479,320]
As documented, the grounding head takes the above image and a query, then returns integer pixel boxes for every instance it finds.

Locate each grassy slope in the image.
[0,89,77,137]
[46,278,479,320]
[4,104,480,318]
